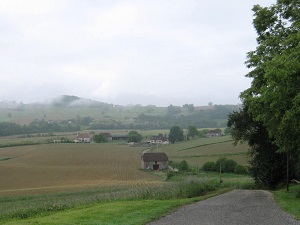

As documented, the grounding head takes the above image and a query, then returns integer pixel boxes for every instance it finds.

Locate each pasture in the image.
[0,143,162,195]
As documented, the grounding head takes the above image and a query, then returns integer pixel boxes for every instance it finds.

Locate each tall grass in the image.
[0,179,225,222]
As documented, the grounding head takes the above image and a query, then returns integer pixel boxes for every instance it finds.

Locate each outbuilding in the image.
[141,152,168,170]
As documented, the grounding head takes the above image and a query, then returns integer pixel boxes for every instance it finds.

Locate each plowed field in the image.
[0,144,161,195]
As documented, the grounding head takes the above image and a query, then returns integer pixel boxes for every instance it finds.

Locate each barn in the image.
[141,152,168,170]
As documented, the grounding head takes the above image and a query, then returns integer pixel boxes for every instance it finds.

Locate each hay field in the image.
[0,144,161,195]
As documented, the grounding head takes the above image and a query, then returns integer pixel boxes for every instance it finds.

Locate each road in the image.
[147,190,300,225]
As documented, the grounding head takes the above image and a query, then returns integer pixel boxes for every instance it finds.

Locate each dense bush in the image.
[202,158,248,175]
[169,160,190,172]
[234,164,248,174]
[216,158,237,173]
[202,162,216,172]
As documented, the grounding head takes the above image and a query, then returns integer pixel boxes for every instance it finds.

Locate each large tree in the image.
[228,107,288,188]
[242,1,300,154]
[229,0,300,188]
[127,131,143,143]
[169,126,184,143]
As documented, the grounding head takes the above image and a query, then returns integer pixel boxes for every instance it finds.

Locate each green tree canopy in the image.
[127,131,143,143]
[228,0,300,188]
[93,134,107,143]
[241,1,300,154]
[187,126,199,138]
[168,126,184,143]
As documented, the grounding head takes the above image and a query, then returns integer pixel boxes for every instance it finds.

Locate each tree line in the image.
[0,120,80,137]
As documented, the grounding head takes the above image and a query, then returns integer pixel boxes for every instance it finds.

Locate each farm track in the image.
[0,144,162,195]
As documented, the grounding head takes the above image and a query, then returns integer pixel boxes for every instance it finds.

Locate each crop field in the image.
[0,143,162,196]
[152,136,249,167]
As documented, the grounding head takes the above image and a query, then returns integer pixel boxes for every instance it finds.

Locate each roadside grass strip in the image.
[273,185,300,220]
[3,190,229,225]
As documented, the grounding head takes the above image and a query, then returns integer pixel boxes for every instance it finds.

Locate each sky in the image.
[0,0,275,107]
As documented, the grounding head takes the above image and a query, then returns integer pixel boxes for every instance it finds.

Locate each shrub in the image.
[234,164,248,174]
[177,179,220,198]
[178,160,189,171]
[202,162,216,172]
[215,158,237,173]
[166,171,176,181]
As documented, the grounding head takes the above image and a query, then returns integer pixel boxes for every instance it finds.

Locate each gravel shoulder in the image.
[147,190,300,225]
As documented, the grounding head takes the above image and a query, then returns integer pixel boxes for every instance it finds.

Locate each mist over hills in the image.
[0,95,241,136]
[0,95,239,109]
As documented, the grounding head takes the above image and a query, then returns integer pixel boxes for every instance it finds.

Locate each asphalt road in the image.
[147,190,300,225]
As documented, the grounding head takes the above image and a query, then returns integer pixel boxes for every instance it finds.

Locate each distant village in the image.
[52,128,223,144]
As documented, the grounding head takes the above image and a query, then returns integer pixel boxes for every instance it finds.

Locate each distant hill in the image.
[51,95,110,107]
[0,95,241,131]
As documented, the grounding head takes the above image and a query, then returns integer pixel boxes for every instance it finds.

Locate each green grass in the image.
[153,136,249,167]
[273,185,300,220]
[0,157,13,161]
[2,189,230,225]
[0,178,235,224]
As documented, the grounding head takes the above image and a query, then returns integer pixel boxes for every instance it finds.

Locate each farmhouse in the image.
[149,135,168,144]
[141,152,168,170]
[74,133,91,143]
[206,129,222,138]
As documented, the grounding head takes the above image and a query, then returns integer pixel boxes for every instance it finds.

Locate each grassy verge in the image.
[272,185,300,220]
[3,189,230,225]
[0,179,234,224]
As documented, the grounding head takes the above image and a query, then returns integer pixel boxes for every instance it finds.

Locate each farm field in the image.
[152,136,249,167]
[0,143,162,195]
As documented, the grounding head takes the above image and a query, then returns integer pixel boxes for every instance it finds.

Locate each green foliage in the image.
[0,120,80,137]
[234,164,248,175]
[202,162,216,172]
[198,129,209,137]
[187,126,199,138]
[177,179,221,198]
[216,158,237,173]
[127,130,143,143]
[182,104,195,113]
[169,126,184,143]
[202,158,247,175]
[93,134,107,143]
[169,160,190,172]
[178,160,189,171]
[228,108,288,189]
[167,104,181,114]
[236,1,300,188]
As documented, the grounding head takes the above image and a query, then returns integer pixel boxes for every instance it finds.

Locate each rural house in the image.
[74,133,91,143]
[141,152,168,170]
[206,129,222,138]
[149,135,169,144]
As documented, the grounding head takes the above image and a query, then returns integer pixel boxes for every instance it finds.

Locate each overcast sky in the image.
[0,0,275,106]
